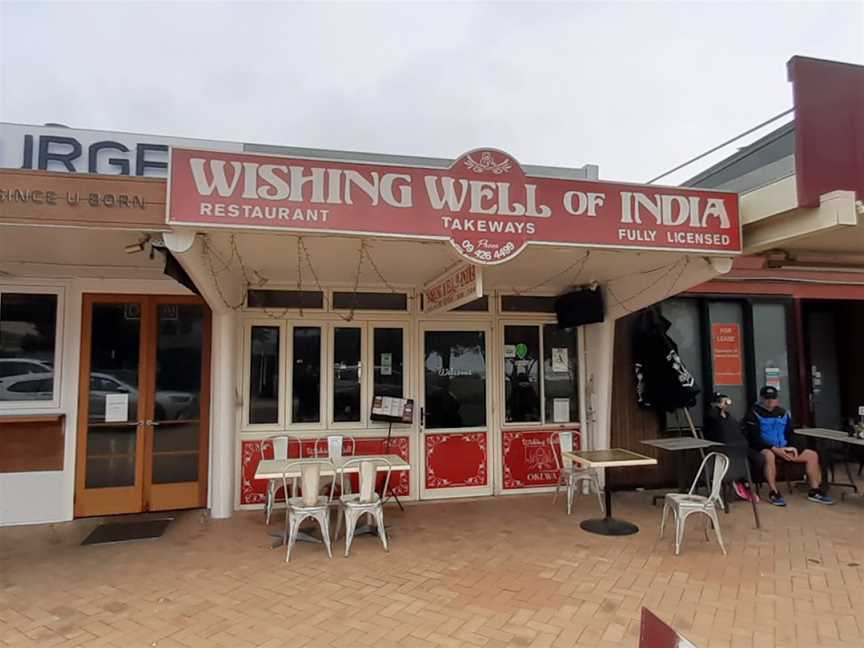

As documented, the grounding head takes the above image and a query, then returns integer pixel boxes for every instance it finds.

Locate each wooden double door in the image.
[75,295,211,517]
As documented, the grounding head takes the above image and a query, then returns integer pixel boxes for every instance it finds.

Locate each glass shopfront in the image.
[238,291,583,505]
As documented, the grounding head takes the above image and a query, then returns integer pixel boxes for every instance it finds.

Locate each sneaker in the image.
[808,489,834,505]
[733,482,749,501]
[768,490,786,507]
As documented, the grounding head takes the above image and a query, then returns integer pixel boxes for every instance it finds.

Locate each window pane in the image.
[249,326,279,424]
[708,301,748,420]
[501,295,557,313]
[452,296,488,312]
[292,327,321,423]
[504,326,541,423]
[85,303,141,489]
[752,303,791,412]
[0,293,57,401]
[333,327,361,422]
[374,328,403,399]
[424,330,486,428]
[661,299,705,429]
[155,305,203,422]
[332,292,408,311]
[543,325,579,423]
[247,290,323,309]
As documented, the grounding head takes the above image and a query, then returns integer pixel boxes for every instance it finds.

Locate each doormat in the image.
[81,518,172,546]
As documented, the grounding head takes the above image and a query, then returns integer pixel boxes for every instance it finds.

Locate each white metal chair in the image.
[314,434,357,496]
[660,452,730,556]
[281,459,336,562]
[550,431,604,515]
[334,457,392,557]
[261,435,302,525]
[313,435,357,459]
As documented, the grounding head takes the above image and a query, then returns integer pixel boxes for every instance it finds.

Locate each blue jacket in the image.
[744,404,793,450]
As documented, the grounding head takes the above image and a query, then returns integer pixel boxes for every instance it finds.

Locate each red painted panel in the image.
[502,429,581,489]
[239,436,410,505]
[788,56,864,208]
[425,433,487,489]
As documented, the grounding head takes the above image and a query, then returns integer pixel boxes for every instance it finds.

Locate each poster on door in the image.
[711,323,742,386]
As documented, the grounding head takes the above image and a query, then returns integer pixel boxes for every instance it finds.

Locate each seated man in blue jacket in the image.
[743,386,833,506]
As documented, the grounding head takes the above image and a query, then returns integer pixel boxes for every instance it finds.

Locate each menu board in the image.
[371,396,414,423]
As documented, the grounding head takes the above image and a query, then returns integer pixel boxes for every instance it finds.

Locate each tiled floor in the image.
[1,490,863,648]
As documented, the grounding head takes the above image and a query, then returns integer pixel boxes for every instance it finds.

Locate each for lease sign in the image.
[167,147,741,265]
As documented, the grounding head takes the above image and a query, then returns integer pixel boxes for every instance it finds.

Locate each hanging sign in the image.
[711,323,742,386]
[166,147,741,265]
[422,263,483,313]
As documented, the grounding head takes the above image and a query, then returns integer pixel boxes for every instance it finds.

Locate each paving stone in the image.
[1,492,863,647]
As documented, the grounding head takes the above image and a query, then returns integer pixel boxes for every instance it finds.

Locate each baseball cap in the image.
[760,386,779,399]
[711,391,729,404]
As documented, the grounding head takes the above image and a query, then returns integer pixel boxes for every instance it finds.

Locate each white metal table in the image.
[563,449,657,536]
[794,428,862,495]
[255,455,411,546]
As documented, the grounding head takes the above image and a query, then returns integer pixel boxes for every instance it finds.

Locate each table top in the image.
[563,449,658,468]
[641,437,724,451]
[255,455,411,480]
[794,427,864,447]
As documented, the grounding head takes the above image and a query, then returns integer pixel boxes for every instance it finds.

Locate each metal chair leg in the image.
[344,509,359,558]
[374,507,388,552]
[659,501,670,539]
[591,471,605,514]
[709,508,727,555]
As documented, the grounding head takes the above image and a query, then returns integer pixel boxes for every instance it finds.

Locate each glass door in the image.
[420,324,492,499]
[75,295,210,517]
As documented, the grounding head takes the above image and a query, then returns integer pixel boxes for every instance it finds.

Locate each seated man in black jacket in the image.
[703,392,761,502]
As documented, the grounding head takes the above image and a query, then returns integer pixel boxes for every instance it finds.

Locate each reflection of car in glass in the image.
[0,372,54,401]
[0,358,53,379]
[87,373,194,421]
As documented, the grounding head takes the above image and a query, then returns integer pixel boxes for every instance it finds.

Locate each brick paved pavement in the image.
[1,491,863,648]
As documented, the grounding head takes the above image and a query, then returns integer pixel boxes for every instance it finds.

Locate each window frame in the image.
[499,319,581,429]
[287,321,327,430]
[0,286,64,412]
[660,295,797,432]
[241,319,287,431]
[241,316,411,433]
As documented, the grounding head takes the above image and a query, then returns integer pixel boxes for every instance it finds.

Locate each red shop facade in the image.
[161,145,741,511]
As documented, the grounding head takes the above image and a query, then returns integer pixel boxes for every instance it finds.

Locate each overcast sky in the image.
[1,1,862,183]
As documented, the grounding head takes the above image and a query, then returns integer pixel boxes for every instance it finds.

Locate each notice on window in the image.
[553,398,570,423]
[380,353,393,376]
[105,393,129,423]
[551,348,568,373]
[503,344,516,359]
[765,367,781,391]
[711,323,742,386]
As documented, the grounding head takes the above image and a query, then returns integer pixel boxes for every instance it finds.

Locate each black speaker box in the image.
[554,287,604,328]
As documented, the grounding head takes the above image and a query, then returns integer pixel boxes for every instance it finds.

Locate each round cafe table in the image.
[562,448,657,536]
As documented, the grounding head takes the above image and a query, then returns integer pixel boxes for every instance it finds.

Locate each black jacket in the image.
[633,309,699,412]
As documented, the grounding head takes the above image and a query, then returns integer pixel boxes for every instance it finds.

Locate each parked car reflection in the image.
[0,369,194,421]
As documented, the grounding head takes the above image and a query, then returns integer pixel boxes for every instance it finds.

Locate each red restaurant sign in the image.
[167,147,741,265]
[423,263,483,313]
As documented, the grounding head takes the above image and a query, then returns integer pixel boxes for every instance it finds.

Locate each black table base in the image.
[580,517,639,536]
[580,486,640,536]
